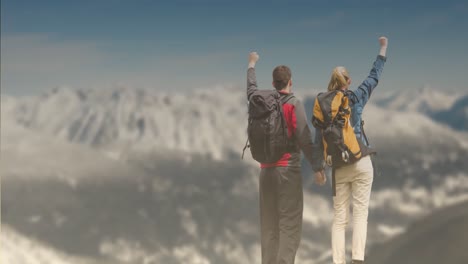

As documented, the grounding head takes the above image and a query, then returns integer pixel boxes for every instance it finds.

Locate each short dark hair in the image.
[272,65,291,90]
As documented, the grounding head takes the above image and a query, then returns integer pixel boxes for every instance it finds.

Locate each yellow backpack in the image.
[311,90,363,168]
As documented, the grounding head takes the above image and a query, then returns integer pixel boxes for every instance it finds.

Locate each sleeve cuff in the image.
[312,161,326,172]
[377,55,387,62]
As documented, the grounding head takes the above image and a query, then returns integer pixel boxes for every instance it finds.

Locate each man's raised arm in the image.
[247,52,260,100]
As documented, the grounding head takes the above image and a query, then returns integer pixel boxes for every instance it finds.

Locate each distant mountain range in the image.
[372,86,468,131]
[2,86,467,158]
[1,86,248,160]
[1,85,468,264]
[431,94,468,131]
[372,86,459,113]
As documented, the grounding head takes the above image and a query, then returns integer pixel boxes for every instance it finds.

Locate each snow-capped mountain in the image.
[372,86,459,114]
[431,94,468,131]
[371,86,468,131]
[3,85,467,159]
[2,85,468,264]
[1,85,248,160]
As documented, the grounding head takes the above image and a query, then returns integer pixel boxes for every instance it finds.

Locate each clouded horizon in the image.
[2,0,467,96]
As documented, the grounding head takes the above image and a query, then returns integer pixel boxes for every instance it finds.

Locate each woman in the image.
[312,36,388,264]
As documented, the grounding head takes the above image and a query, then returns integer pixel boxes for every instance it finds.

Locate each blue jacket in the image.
[311,55,387,172]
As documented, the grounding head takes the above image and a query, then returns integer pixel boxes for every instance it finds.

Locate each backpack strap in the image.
[361,120,370,146]
[241,138,249,159]
[332,167,337,196]
[337,90,351,116]
[241,118,253,159]
[344,89,359,105]
[279,93,297,150]
[317,90,341,124]
[280,93,294,105]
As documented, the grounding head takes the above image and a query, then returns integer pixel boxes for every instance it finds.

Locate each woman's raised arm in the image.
[353,37,388,107]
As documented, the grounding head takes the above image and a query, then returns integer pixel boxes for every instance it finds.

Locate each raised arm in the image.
[353,37,388,106]
[247,52,260,100]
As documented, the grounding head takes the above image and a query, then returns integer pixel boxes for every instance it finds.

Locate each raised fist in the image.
[379,36,388,47]
[249,52,259,64]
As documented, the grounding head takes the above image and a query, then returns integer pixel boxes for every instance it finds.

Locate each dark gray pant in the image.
[259,166,303,264]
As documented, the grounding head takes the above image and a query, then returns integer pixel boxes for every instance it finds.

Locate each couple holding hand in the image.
[246,37,388,264]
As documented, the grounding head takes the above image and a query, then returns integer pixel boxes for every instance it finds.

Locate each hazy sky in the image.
[2,0,467,96]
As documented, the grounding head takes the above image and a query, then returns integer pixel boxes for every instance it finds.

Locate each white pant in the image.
[332,155,374,264]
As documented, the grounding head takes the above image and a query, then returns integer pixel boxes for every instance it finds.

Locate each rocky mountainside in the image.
[367,201,468,264]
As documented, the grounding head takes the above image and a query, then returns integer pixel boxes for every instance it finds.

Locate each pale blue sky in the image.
[1,0,467,96]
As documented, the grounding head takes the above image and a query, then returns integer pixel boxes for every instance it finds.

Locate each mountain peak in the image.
[373,86,459,113]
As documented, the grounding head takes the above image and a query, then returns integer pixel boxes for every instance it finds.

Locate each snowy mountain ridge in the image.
[2,85,467,161]
[1,85,248,160]
[372,85,460,113]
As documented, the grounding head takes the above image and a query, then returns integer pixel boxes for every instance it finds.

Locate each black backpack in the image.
[242,90,294,163]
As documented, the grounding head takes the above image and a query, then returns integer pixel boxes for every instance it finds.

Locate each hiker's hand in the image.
[379,36,388,47]
[248,52,259,68]
[314,170,326,186]
[379,36,388,57]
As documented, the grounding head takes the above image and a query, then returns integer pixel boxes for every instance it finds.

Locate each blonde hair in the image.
[327,66,350,91]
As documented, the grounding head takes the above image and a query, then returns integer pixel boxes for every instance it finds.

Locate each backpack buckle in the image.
[342,151,350,163]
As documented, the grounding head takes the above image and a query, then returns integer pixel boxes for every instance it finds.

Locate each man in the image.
[247,52,326,264]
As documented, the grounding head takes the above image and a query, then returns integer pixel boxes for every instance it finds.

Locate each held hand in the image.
[314,170,327,186]
[248,52,259,68]
[379,36,388,48]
